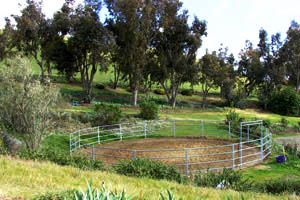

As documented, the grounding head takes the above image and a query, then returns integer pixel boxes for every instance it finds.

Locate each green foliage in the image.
[0,57,59,152]
[139,101,159,120]
[194,168,253,191]
[154,88,166,95]
[95,84,105,90]
[263,119,272,128]
[74,183,133,200]
[256,179,300,195]
[267,87,300,115]
[225,109,243,129]
[32,190,76,200]
[92,103,123,126]
[18,147,105,171]
[114,158,184,183]
[280,117,289,128]
[180,89,193,96]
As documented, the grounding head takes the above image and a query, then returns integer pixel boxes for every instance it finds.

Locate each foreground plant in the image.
[0,57,59,151]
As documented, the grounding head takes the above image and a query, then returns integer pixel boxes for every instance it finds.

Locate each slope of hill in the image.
[0,156,298,200]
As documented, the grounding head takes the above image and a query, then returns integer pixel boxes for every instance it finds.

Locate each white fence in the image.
[70,120,272,174]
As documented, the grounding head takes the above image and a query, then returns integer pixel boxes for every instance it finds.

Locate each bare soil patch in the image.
[82,137,261,172]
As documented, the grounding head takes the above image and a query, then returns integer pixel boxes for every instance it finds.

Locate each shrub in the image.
[267,87,300,115]
[263,119,272,128]
[280,117,289,128]
[194,168,253,191]
[0,57,59,152]
[225,109,243,129]
[18,147,105,171]
[32,190,76,200]
[181,89,193,96]
[256,179,300,195]
[114,158,184,183]
[71,112,92,124]
[154,88,165,95]
[95,84,105,90]
[139,101,159,120]
[92,103,123,126]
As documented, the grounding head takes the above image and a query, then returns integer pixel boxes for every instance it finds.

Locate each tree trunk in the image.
[113,65,120,89]
[47,61,52,78]
[132,89,138,107]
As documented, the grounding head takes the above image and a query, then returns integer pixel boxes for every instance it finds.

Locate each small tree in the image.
[0,57,59,152]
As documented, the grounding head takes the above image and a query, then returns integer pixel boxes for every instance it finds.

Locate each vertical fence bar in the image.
[240,142,243,169]
[78,130,81,148]
[247,125,250,141]
[144,121,147,138]
[97,127,100,144]
[185,149,189,175]
[228,121,231,138]
[120,124,122,141]
[132,150,136,161]
[232,144,235,169]
[173,120,176,137]
[260,138,263,161]
[201,120,204,136]
[269,130,272,154]
[92,144,95,160]
[240,123,243,141]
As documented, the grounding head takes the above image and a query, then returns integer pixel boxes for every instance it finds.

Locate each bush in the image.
[263,119,272,128]
[95,84,105,90]
[71,112,92,124]
[181,89,193,96]
[0,57,59,152]
[32,190,76,200]
[139,101,159,120]
[154,88,165,95]
[225,109,243,129]
[114,158,184,183]
[194,168,253,191]
[256,179,300,195]
[92,103,123,126]
[267,87,300,115]
[18,147,105,171]
[280,117,289,128]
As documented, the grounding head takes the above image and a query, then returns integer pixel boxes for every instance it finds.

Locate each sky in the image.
[1,0,300,59]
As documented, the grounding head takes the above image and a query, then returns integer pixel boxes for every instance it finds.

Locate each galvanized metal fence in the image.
[70,120,272,174]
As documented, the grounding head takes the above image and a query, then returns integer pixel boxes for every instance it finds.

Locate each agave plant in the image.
[74,183,132,200]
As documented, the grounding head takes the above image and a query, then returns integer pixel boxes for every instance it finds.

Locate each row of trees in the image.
[0,0,207,108]
[1,0,300,109]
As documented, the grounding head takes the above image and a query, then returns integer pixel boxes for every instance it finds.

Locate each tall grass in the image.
[0,155,297,200]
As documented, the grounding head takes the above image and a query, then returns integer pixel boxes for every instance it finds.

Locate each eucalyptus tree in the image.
[150,0,207,108]
[198,51,220,108]
[12,0,50,81]
[67,0,112,103]
[105,0,156,106]
[282,21,300,89]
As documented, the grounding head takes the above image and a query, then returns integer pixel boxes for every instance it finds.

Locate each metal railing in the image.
[70,120,272,174]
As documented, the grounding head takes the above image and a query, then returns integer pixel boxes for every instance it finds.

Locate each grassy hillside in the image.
[0,155,298,200]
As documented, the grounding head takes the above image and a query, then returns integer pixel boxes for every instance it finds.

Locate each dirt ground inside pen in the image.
[82,137,261,172]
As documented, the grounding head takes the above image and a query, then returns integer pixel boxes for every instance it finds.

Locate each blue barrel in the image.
[276,155,286,163]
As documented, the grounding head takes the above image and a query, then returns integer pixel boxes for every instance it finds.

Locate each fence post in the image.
[144,121,147,138]
[260,138,264,161]
[247,125,250,141]
[269,130,272,154]
[173,120,176,137]
[120,124,122,141]
[78,130,81,149]
[232,144,235,170]
[240,123,243,141]
[185,149,189,175]
[97,127,100,144]
[239,142,243,169]
[132,150,136,161]
[201,120,204,136]
[228,121,231,138]
[92,144,95,160]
